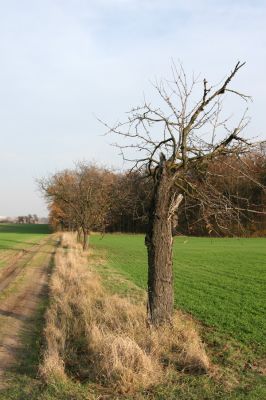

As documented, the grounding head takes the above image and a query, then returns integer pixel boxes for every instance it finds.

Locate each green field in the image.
[0,223,51,268]
[0,227,265,399]
[0,223,51,249]
[91,234,266,354]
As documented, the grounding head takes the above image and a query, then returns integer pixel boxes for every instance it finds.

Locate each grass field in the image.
[0,223,51,249]
[0,226,265,399]
[0,223,51,269]
[91,234,266,354]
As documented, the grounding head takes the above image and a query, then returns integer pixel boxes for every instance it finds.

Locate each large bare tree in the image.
[104,62,264,326]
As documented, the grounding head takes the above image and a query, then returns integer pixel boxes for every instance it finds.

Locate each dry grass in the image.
[40,233,209,394]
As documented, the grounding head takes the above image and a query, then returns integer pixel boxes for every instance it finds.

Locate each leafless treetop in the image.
[102,62,257,175]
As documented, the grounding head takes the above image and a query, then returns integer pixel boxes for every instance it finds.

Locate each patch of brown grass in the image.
[40,233,209,394]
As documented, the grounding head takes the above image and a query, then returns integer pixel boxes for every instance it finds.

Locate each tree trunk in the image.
[82,227,89,250]
[145,162,175,326]
[77,227,82,243]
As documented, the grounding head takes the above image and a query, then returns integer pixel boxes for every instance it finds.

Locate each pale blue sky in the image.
[0,0,265,216]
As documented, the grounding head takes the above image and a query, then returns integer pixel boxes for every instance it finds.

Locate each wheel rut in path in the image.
[0,237,56,387]
[0,239,47,293]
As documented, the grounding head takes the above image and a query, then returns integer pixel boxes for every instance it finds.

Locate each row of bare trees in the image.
[40,62,265,326]
[17,214,39,224]
[178,149,266,236]
[108,151,266,237]
[40,148,266,246]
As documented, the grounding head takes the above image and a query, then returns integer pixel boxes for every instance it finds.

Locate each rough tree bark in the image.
[145,160,183,325]
[146,163,173,324]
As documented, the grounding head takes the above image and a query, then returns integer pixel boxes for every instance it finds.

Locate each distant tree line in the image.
[39,148,266,247]
[17,214,39,224]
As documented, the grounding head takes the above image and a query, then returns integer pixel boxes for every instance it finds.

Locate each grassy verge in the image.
[40,234,210,397]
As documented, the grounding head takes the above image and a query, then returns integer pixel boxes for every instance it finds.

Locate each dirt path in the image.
[0,236,56,386]
[0,239,48,292]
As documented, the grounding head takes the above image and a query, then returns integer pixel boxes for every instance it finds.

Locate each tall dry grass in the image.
[40,233,209,394]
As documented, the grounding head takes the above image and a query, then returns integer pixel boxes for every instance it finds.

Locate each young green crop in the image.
[91,234,266,354]
[0,223,51,250]
[0,224,51,270]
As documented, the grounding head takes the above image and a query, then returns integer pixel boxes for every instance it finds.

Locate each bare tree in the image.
[104,62,265,326]
[39,163,114,250]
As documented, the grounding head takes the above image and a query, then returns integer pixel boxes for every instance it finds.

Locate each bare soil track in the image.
[0,236,56,387]
[0,239,47,292]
